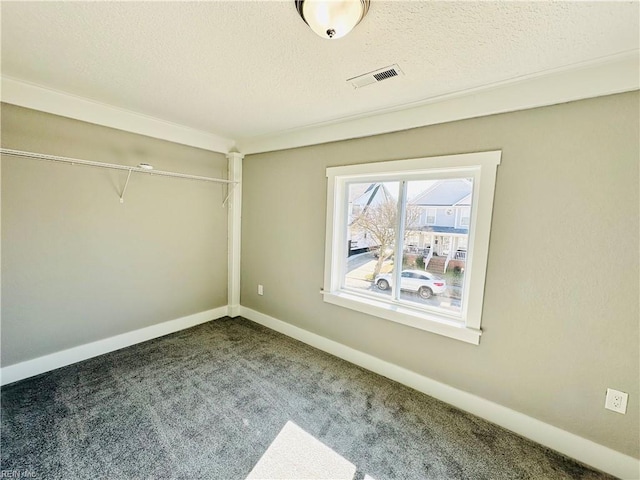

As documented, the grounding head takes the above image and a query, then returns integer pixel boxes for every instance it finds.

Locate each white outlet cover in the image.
[605,388,628,414]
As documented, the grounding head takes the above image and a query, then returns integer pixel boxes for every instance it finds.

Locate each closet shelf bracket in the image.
[120,169,133,204]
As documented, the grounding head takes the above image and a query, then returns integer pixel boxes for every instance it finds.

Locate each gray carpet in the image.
[1,317,613,479]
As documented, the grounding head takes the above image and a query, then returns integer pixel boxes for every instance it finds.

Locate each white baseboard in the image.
[228,304,241,318]
[0,306,229,386]
[239,306,640,480]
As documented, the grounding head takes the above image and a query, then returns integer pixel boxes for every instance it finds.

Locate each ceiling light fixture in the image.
[295,0,370,40]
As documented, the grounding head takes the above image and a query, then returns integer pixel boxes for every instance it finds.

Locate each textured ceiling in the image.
[1,1,639,144]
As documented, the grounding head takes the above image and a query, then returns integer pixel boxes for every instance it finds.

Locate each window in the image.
[425,208,436,225]
[458,207,471,227]
[323,151,501,344]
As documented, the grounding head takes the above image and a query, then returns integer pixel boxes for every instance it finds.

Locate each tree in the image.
[351,198,421,279]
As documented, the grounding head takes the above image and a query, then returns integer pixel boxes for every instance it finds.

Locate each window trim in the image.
[323,151,501,345]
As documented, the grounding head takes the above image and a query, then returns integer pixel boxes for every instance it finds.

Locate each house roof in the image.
[454,194,472,207]
[351,183,394,208]
[412,179,472,207]
[418,226,469,235]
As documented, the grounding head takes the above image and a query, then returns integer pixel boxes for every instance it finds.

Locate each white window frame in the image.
[322,151,501,345]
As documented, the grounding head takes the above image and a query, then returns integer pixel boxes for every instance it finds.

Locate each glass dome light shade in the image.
[297,0,370,40]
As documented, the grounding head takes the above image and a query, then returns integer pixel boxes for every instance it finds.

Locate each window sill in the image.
[322,290,481,345]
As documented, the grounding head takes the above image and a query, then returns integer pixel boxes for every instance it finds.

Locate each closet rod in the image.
[0,148,236,184]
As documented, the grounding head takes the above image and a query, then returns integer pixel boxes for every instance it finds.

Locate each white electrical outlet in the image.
[258,284,264,296]
[605,388,628,414]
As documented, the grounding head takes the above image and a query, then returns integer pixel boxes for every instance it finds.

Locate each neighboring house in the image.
[408,178,472,273]
[348,179,471,274]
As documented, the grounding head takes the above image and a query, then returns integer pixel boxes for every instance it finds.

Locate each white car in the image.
[374,269,446,299]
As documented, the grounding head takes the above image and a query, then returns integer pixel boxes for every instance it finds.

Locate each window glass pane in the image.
[459,206,471,226]
[343,177,474,316]
[396,178,473,315]
[344,182,400,297]
[426,208,436,225]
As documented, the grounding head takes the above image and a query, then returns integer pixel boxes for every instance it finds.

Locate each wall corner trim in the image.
[226,152,243,318]
[238,306,640,479]
[0,306,230,386]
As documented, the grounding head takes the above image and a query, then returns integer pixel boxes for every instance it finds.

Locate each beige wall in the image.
[1,104,228,366]
[241,92,640,458]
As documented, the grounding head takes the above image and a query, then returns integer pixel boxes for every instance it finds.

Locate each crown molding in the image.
[2,51,638,156]
[237,50,640,155]
[0,76,235,154]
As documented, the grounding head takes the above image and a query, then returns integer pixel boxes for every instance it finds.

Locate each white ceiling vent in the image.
[347,64,404,89]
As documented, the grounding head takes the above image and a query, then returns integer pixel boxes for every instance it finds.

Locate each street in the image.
[345,252,462,311]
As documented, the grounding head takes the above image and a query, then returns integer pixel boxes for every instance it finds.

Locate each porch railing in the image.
[454,250,467,260]
[423,250,433,271]
[444,252,452,274]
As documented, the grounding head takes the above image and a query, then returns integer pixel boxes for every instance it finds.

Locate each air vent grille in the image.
[373,69,398,81]
[347,64,404,89]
